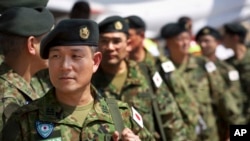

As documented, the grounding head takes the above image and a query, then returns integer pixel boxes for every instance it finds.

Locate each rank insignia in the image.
[36,121,54,139]
[114,21,123,30]
[80,26,90,39]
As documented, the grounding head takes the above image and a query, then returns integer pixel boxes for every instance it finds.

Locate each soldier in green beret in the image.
[196,26,246,140]
[124,15,197,140]
[222,22,250,123]
[0,7,54,132]
[2,19,153,141]
[92,15,187,141]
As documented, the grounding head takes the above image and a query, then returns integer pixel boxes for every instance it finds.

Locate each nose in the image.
[60,56,72,71]
[106,41,115,50]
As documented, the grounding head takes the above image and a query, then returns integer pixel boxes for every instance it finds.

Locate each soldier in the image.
[222,23,250,122]
[160,22,242,141]
[92,16,187,141]
[0,7,54,131]
[196,26,246,140]
[125,15,199,140]
[2,19,153,141]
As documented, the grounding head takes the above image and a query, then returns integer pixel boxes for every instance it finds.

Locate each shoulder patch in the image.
[152,71,163,88]
[205,61,217,73]
[131,107,143,128]
[228,70,239,81]
[161,61,176,73]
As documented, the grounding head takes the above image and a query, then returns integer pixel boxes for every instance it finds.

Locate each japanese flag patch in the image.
[161,61,176,73]
[205,61,216,73]
[228,70,239,81]
[132,107,143,128]
[152,71,163,88]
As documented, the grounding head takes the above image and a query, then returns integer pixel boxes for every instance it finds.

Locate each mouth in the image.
[59,76,75,80]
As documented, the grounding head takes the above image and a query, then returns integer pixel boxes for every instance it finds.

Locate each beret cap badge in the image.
[114,21,123,30]
[203,28,210,34]
[79,26,89,39]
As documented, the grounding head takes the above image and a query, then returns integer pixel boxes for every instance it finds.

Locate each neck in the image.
[206,53,217,62]
[101,60,127,75]
[4,56,32,83]
[129,46,145,62]
[233,44,247,60]
[56,84,94,106]
[170,52,188,66]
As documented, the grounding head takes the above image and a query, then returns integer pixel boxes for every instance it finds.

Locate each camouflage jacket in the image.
[153,54,200,140]
[226,49,250,121]
[176,56,219,141]
[140,50,188,140]
[214,59,245,119]
[0,63,40,132]
[1,87,154,141]
[31,69,53,97]
[92,59,187,141]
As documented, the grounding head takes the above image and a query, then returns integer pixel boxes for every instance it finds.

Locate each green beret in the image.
[0,7,54,37]
[224,23,247,39]
[99,15,129,34]
[196,26,221,41]
[160,22,188,38]
[40,19,99,59]
[124,15,146,30]
[0,0,48,13]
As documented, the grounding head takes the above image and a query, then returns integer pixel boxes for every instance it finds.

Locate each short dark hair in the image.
[70,1,90,19]
[0,33,44,57]
[178,16,192,24]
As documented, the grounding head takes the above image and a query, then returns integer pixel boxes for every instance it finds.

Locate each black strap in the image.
[106,98,125,136]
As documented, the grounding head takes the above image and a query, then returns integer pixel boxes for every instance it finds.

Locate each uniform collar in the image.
[93,60,143,95]
[38,86,113,128]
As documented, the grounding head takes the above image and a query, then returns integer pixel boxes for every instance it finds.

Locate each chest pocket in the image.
[81,124,114,141]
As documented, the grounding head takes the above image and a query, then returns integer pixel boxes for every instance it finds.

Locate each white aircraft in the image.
[47,0,250,59]
[47,0,250,38]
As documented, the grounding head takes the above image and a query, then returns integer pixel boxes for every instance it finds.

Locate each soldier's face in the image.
[222,33,235,49]
[197,35,219,57]
[128,29,144,52]
[167,32,191,56]
[98,32,131,66]
[48,46,101,93]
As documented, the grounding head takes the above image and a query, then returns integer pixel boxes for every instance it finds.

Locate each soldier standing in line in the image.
[92,15,188,141]
[196,26,246,141]
[160,22,242,141]
[0,7,54,131]
[222,23,250,123]
[125,15,199,140]
[2,19,153,141]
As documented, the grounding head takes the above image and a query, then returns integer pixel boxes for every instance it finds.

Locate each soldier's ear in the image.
[126,38,132,52]
[27,36,38,55]
[93,51,102,73]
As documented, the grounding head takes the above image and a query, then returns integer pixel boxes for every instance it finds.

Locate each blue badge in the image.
[36,121,54,139]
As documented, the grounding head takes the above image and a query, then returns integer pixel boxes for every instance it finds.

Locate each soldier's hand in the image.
[112,128,141,141]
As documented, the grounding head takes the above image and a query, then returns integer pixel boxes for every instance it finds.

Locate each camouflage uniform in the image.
[176,56,219,141]
[31,69,52,97]
[175,55,243,141]
[92,59,187,141]
[1,87,154,141]
[213,58,246,140]
[225,49,250,122]
[0,63,40,131]
[154,54,200,140]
